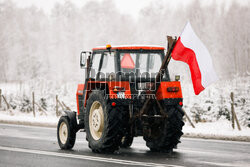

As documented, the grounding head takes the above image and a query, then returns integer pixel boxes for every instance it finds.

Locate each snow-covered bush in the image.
[183,76,250,127]
[39,98,47,111]
[20,95,32,113]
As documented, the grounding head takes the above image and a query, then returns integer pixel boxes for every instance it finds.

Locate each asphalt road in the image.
[0,123,249,167]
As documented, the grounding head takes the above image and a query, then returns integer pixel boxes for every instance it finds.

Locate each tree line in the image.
[0,0,249,83]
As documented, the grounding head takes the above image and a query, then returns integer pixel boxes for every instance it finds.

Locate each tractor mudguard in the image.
[156,81,183,100]
[76,84,84,116]
[61,111,78,132]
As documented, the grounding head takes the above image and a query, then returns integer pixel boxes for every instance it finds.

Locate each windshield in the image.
[119,52,163,78]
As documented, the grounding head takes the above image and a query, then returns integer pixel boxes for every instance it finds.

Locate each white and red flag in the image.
[171,22,218,95]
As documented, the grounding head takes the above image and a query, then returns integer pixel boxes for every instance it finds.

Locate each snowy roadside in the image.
[0,112,58,128]
[183,121,250,142]
[1,112,250,142]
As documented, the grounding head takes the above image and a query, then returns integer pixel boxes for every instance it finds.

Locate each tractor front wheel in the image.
[57,116,76,149]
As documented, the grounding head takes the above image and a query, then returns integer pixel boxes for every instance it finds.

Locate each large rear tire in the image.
[85,90,124,153]
[57,116,76,149]
[144,107,184,152]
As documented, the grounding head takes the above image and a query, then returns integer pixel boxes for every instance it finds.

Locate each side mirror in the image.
[80,51,91,69]
[175,75,180,81]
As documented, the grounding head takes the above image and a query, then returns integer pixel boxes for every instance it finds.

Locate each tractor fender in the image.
[61,111,78,132]
[156,81,183,100]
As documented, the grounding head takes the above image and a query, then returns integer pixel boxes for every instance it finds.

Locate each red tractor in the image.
[57,37,185,153]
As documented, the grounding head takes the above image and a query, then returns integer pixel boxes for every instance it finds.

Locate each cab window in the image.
[90,53,102,78]
[99,52,115,79]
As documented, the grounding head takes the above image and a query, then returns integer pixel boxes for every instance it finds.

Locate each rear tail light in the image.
[179,101,183,106]
[112,102,116,106]
[167,87,179,92]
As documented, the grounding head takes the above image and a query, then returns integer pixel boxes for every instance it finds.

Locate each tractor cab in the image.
[80,45,170,82]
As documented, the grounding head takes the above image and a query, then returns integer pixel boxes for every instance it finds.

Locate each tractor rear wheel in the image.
[144,107,184,152]
[85,90,124,153]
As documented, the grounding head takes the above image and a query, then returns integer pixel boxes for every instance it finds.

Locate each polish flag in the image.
[171,22,218,95]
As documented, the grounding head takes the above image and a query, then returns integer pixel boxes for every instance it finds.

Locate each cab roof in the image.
[92,45,165,51]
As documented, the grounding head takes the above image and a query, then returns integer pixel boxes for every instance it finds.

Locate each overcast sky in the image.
[3,0,249,18]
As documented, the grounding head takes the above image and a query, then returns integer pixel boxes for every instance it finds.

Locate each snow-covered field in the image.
[0,112,58,127]
[0,76,249,140]
[183,119,250,141]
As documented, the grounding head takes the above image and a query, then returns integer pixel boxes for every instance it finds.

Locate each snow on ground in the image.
[183,119,250,138]
[0,112,58,127]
